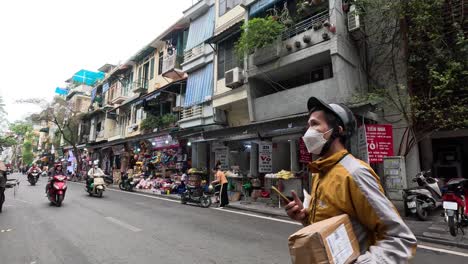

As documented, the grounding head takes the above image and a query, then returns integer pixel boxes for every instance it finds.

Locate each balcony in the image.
[132,79,148,94]
[110,85,129,105]
[184,44,205,64]
[249,10,331,73]
[182,43,215,73]
[95,130,106,141]
[180,105,203,120]
[183,0,212,21]
[162,54,186,79]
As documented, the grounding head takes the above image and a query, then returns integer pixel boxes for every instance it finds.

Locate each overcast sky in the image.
[0,0,195,123]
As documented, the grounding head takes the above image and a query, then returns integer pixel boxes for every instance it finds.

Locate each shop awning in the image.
[185,6,215,51]
[184,62,214,107]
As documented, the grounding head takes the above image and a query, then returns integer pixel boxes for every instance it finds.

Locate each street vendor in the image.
[211,163,228,208]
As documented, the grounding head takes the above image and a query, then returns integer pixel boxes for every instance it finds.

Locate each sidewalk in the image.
[110,185,468,249]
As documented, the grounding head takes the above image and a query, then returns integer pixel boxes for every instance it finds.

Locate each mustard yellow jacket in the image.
[307,150,417,263]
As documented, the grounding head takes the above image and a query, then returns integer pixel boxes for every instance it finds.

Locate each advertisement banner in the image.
[366,124,394,163]
[213,143,229,170]
[357,126,369,163]
[259,142,273,173]
[299,138,312,163]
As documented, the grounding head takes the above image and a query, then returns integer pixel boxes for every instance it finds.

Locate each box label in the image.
[326,224,353,264]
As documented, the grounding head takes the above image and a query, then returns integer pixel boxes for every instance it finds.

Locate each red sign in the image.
[366,124,394,163]
[299,138,313,163]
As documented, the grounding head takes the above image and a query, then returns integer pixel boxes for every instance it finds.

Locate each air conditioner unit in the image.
[225,67,244,88]
[348,5,361,32]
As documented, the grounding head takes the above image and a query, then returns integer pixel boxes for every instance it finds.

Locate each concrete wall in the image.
[213,86,248,108]
[272,142,291,172]
[226,100,250,127]
[214,2,245,30]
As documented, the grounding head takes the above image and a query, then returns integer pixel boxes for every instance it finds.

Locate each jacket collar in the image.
[309,149,349,175]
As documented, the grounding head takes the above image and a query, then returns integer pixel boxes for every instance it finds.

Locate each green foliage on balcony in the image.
[235,16,285,58]
[140,114,178,131]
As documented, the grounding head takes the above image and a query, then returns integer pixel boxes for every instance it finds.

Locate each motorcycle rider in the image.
[87,160,105,190]
[45,163,64,195]
[27,163,42,175]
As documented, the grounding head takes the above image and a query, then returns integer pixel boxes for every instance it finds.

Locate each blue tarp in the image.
[185,7,215,51]
[103,82,110,93]
[249,0,283,17]
[72,69,105,86]
[184,63,214,107]
[91,88,97,102]
[55,87,68,95]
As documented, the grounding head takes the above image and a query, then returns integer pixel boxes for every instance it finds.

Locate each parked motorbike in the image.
[119,174,137,192]
[442,178,468,236]
[86,176,106,198]
[28,170,40,186]
[47,174,67,207]
[402,170,442,220]
[181,184,212,208]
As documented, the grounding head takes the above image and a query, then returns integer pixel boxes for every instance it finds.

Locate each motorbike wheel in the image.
[119,182,126,191]
[448,215,457,236]
[56,194,64,207]
[200,195,212,208]
[97,189,103,198]
[416,201,429,221]
[403,201,410,217]
[181,193,187,204]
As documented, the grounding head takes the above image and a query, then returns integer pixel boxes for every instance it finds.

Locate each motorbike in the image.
[181,184,212,208]
[47,174,67,207]
[402,170,442,220]
[28,170,41,186]
[442,178,468,236]
[119,174,138,192]
[86,176,106,198]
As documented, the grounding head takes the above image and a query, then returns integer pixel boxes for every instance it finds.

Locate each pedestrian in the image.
[285,97,416,263]
[0,161,8,213]
[211,164,228,208]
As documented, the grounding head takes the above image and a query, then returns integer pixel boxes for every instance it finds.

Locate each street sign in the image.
[258,142,273,173]
[299,138,312,163]
[366,124,394,163]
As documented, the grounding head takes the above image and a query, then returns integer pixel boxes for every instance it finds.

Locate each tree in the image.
[9,121,33,137]
[353,0,467,156]
[22,140,34,165]
[22,96,84,174]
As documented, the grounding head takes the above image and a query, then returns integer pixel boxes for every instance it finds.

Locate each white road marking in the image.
[14,199,32,204]
[105,217,142,232]
[418,244,468,257]
[211,208,301,226]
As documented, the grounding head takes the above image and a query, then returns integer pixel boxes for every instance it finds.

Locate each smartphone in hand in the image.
[271,186,291,203]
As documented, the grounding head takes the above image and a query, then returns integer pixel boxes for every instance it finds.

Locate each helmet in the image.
[208,184,214,192]
[54,163,62,169]
[307,97,357,139]
[93,160,99,166]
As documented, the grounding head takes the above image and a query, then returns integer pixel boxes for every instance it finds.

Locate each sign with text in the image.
[259,142,273,173]
[357,126,369,163]
[366,124,394,163]
[299,138,313,163]
[213,145,229,171]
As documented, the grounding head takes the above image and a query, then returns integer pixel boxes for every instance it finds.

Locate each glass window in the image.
[219,0,241,16]
[158,51,164,75]
[217,34,241,80]
[150,58,155,80]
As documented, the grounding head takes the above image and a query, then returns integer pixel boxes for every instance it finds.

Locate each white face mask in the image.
[302,128,333,155]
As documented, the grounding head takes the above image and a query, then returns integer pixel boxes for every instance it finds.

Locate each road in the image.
[1,173,467,264]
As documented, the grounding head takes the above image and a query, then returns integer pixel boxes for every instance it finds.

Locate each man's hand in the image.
[285,191,309,225]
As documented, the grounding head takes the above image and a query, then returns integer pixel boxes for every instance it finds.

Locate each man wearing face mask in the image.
[285,97,416,263]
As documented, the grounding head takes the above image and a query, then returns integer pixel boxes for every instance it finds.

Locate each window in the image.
[150,57,155,80]
[219,0,242,16]
[158,51,164,75]
[217,34,241,79]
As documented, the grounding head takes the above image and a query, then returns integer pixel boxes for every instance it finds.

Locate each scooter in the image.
[86,176,106,198]
[28,170,40,186]
[181,184,212,208]
[47,174,67,207]
[119,174,137,192]
[442,178,468,236]
[402,170,442,220]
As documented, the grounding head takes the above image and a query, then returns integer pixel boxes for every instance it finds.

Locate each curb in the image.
[227,204,288,218]
[107,185,182,202]
[416,235,468,250]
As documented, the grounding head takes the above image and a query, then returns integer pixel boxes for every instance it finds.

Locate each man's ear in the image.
[338,126,344,135]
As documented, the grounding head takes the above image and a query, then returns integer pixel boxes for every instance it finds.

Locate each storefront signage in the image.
[151,135,178,149]
[213,144,229,170]
[366,124,394,163]
[357,126,369,163]
[259,142,273,173]
[299,138,312,163]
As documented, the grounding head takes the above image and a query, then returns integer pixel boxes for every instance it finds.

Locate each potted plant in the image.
[161,114,178,128]
[140,114,161,132]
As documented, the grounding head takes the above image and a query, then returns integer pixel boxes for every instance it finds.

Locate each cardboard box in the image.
[288,214,360,264]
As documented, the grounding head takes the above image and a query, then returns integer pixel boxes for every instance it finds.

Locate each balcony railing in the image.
[181,105,203,120]
[281,10,329,40]
[96,130,105,139]
[110,83,129,104]
[132,79,148,93]
[162,54,185,79]
[184,44,205,62]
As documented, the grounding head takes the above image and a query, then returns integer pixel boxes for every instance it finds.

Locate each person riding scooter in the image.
[28,163,42,175]
[46,163,64,195]
[87,160,105,190]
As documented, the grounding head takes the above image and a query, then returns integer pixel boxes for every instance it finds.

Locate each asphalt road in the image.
[1,173,468,264]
